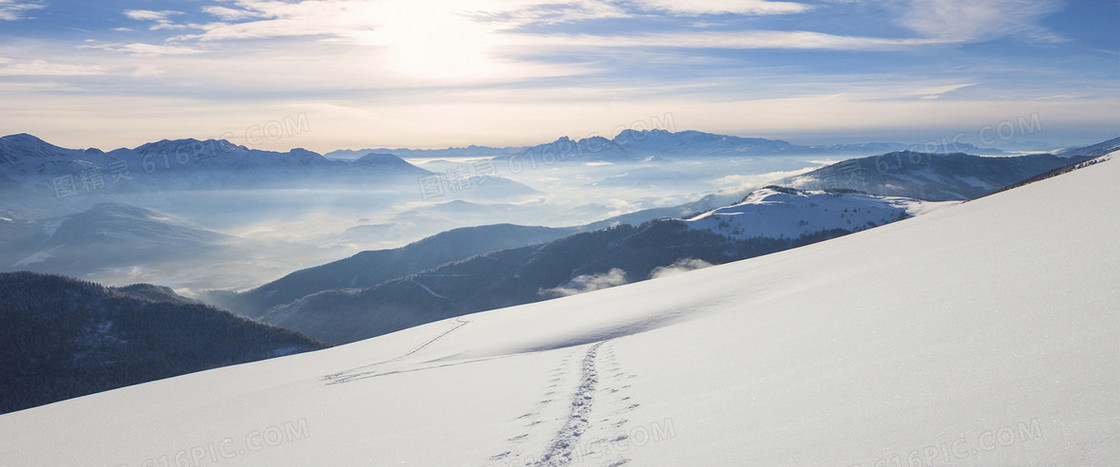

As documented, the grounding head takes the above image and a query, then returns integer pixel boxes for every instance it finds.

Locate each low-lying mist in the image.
[1,154,831,293]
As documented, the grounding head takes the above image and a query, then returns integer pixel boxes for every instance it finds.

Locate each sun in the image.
[360,0,502,81]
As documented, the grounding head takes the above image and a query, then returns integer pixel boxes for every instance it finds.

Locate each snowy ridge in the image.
[683,186,957,240]
[0,159,1117,465]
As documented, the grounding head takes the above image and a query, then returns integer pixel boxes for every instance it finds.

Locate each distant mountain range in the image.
[0,133,545,213]
[325,145,528,160]
[0,203,230,275]
[0,272,327,414]
[0,131,1015,199]
[498,130,1007,164]
[328,129,1006,164]
[0,133,432,194]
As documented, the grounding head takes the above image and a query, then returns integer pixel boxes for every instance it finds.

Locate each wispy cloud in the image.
[0,59,105,76]
[912,82,977,99]
[80,42,205,57]
[898,0,1067,43]
[632,0,812,16]
[0,0,45,21]
[512,30,955,51]
[201,5,269,21]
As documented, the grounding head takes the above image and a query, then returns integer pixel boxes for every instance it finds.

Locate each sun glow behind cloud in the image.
[358,0,504,80]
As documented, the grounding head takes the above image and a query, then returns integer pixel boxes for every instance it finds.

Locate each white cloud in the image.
[0,0,45,21]
[633,0,811,16]
[898,0,1066,43]
[715,167,817,194]
[123,9,190,30]
[650,258,714,279]
[467,0,630,26]
[123,9,177,21]
[0,59,105,76]
[541,268,629,297]
[201,5,269,21]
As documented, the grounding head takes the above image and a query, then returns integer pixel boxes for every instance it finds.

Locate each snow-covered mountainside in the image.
[2,148,1114,466]
[684,186,955,240]
[1056,135,1120,158]
[783,150,1088,200]
[1,153,1116,465]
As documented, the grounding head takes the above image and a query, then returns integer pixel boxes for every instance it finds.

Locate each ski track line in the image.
[486,348,578,466]
[535,341,606,467]
[321,317,470,384]
[397,317,470,359]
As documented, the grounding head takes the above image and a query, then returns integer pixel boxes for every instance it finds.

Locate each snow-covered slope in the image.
[782,151,1089,200]
[1,160,1117,465]
[684,186,956,240]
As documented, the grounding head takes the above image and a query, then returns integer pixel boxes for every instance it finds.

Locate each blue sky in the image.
[0,0,1116,151]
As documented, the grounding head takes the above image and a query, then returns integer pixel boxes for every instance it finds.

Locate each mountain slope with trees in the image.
[0,272,328,414]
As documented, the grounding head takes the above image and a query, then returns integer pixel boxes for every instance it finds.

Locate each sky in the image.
[0,0,1117,152]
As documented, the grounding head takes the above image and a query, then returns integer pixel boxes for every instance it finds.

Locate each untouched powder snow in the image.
[683,186,957,240]
[1,161,1118,466]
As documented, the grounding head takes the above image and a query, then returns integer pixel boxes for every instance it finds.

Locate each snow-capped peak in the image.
[684,185,957,240]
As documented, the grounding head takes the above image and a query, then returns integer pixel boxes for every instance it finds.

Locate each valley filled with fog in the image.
[1,132,890,292]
